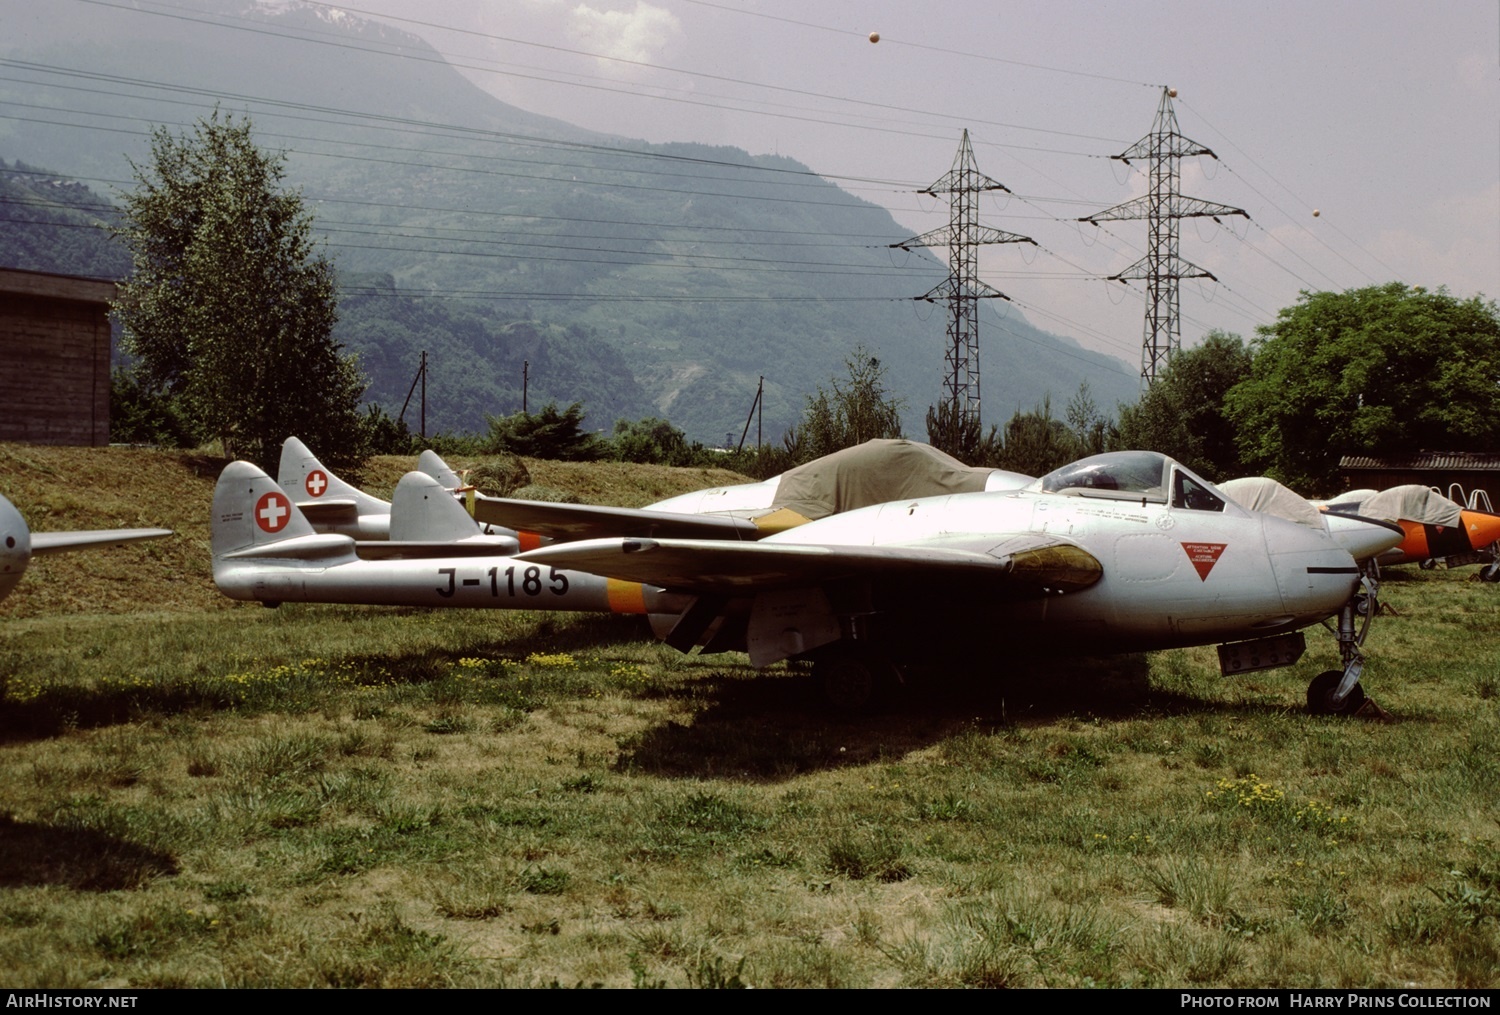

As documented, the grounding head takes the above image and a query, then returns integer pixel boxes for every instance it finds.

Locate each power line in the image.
[67,0,1133,155]
[676,0,1162,89]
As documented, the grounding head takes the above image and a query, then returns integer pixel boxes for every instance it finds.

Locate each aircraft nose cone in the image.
[1322,512,1406,562]
[1464,510,1500,552]
[0,496,33,603]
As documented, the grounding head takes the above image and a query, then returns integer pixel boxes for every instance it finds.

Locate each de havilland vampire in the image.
[216,450,1404,715]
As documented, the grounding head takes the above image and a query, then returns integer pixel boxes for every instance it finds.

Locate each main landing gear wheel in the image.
[815,647,896,713]
[1307,669,1367,716]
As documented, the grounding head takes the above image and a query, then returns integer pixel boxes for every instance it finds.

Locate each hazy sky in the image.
[10,0,1500,366]
[328,0,1500,365]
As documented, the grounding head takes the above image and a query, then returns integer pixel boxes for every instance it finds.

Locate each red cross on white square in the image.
[255,491,291,533]
[305,470,328,497]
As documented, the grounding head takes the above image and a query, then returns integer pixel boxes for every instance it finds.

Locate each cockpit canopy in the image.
[1031,451,1227,512]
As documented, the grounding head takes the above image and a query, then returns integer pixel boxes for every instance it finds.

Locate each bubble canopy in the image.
[1030,451,1226,512]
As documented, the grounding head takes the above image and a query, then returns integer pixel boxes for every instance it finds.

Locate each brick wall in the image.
[0,269,116,446]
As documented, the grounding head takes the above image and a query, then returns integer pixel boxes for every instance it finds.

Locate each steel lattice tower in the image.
[893,130,1034,427]
[1081,88,1247,386]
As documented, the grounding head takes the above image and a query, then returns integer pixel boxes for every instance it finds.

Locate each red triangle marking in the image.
[1181,541,1227,581]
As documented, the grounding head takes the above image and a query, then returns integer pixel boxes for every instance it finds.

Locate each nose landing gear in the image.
[1308,565,1389,718]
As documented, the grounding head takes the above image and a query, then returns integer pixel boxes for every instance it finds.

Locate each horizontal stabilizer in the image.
[293,499,362,522]
[220,532,357,561]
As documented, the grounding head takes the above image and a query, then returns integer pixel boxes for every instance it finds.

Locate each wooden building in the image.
[0,267,116,446]
[1339,452,1500,510]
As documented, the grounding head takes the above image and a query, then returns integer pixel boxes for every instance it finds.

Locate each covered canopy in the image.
[1352,485,1463,527]
[1219,477,1327,530]
[769,439,996,522]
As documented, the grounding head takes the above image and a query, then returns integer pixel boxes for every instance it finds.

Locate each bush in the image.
[484,402,602,461]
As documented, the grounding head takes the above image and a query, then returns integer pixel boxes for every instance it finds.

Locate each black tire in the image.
[1306,669,1367,715]
[815,647,895,713]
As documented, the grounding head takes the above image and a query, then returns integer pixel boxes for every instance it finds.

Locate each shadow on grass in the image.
[615,652,1317,783]
[0,612,659,743]
[0,814,178,891]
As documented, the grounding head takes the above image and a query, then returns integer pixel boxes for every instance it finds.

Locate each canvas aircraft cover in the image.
[1218,477,1327,530]
[1356,485,1463,527]
[768,439,995,522]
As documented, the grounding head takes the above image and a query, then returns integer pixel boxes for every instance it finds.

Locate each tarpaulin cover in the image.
[1219,477,1327,530]
[770,439,996,521]
[1354,485,1462,527]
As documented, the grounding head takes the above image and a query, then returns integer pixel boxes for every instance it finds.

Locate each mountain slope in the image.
[0,0,1139,441]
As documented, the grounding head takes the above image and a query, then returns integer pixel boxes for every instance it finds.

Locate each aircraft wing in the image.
[516,534,1101,597]
[472,498,763,541]
[30,528,173,555]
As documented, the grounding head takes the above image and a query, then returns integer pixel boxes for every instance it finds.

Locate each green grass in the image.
[1,570,1498,987]
[1,447,1499,986]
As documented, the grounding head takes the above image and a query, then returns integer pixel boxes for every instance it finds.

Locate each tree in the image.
[485,402,603,460]
[1064,381,1112,460]
[925,399,985,462]
[112,111,367,469]
[784,345,904,462]
[610,416,703,466]
[1225,284,1500,494]
[990,397,1075,476]
[1113,331,1251,481]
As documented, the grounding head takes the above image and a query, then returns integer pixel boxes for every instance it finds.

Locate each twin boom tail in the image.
[212,460,664,615]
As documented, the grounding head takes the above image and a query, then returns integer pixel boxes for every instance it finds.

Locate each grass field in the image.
[1,447,1497,988]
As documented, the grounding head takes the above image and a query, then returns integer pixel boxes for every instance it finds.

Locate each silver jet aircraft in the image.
[515,451,1405,715]
[0,494,171,602]
[221,450,1403,716]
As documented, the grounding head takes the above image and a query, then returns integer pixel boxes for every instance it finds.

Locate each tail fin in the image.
[213,460,353,561]
[415,449,522,541]
[390,471,483,542]
[417,449,465,490]
[278,436,389,514]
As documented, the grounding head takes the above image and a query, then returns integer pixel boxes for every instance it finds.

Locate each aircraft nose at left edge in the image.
[0,495,33,601]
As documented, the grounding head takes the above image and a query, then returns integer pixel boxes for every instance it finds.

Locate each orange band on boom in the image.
[519,531,543,552]
[606,578,647,614]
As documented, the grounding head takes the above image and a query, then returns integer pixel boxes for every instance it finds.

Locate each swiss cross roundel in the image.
[305,470,329,498]
[255,491,291,533]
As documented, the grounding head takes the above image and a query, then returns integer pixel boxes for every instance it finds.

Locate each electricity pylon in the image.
[1080,87,1247,386]
[893,130,1034,428]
